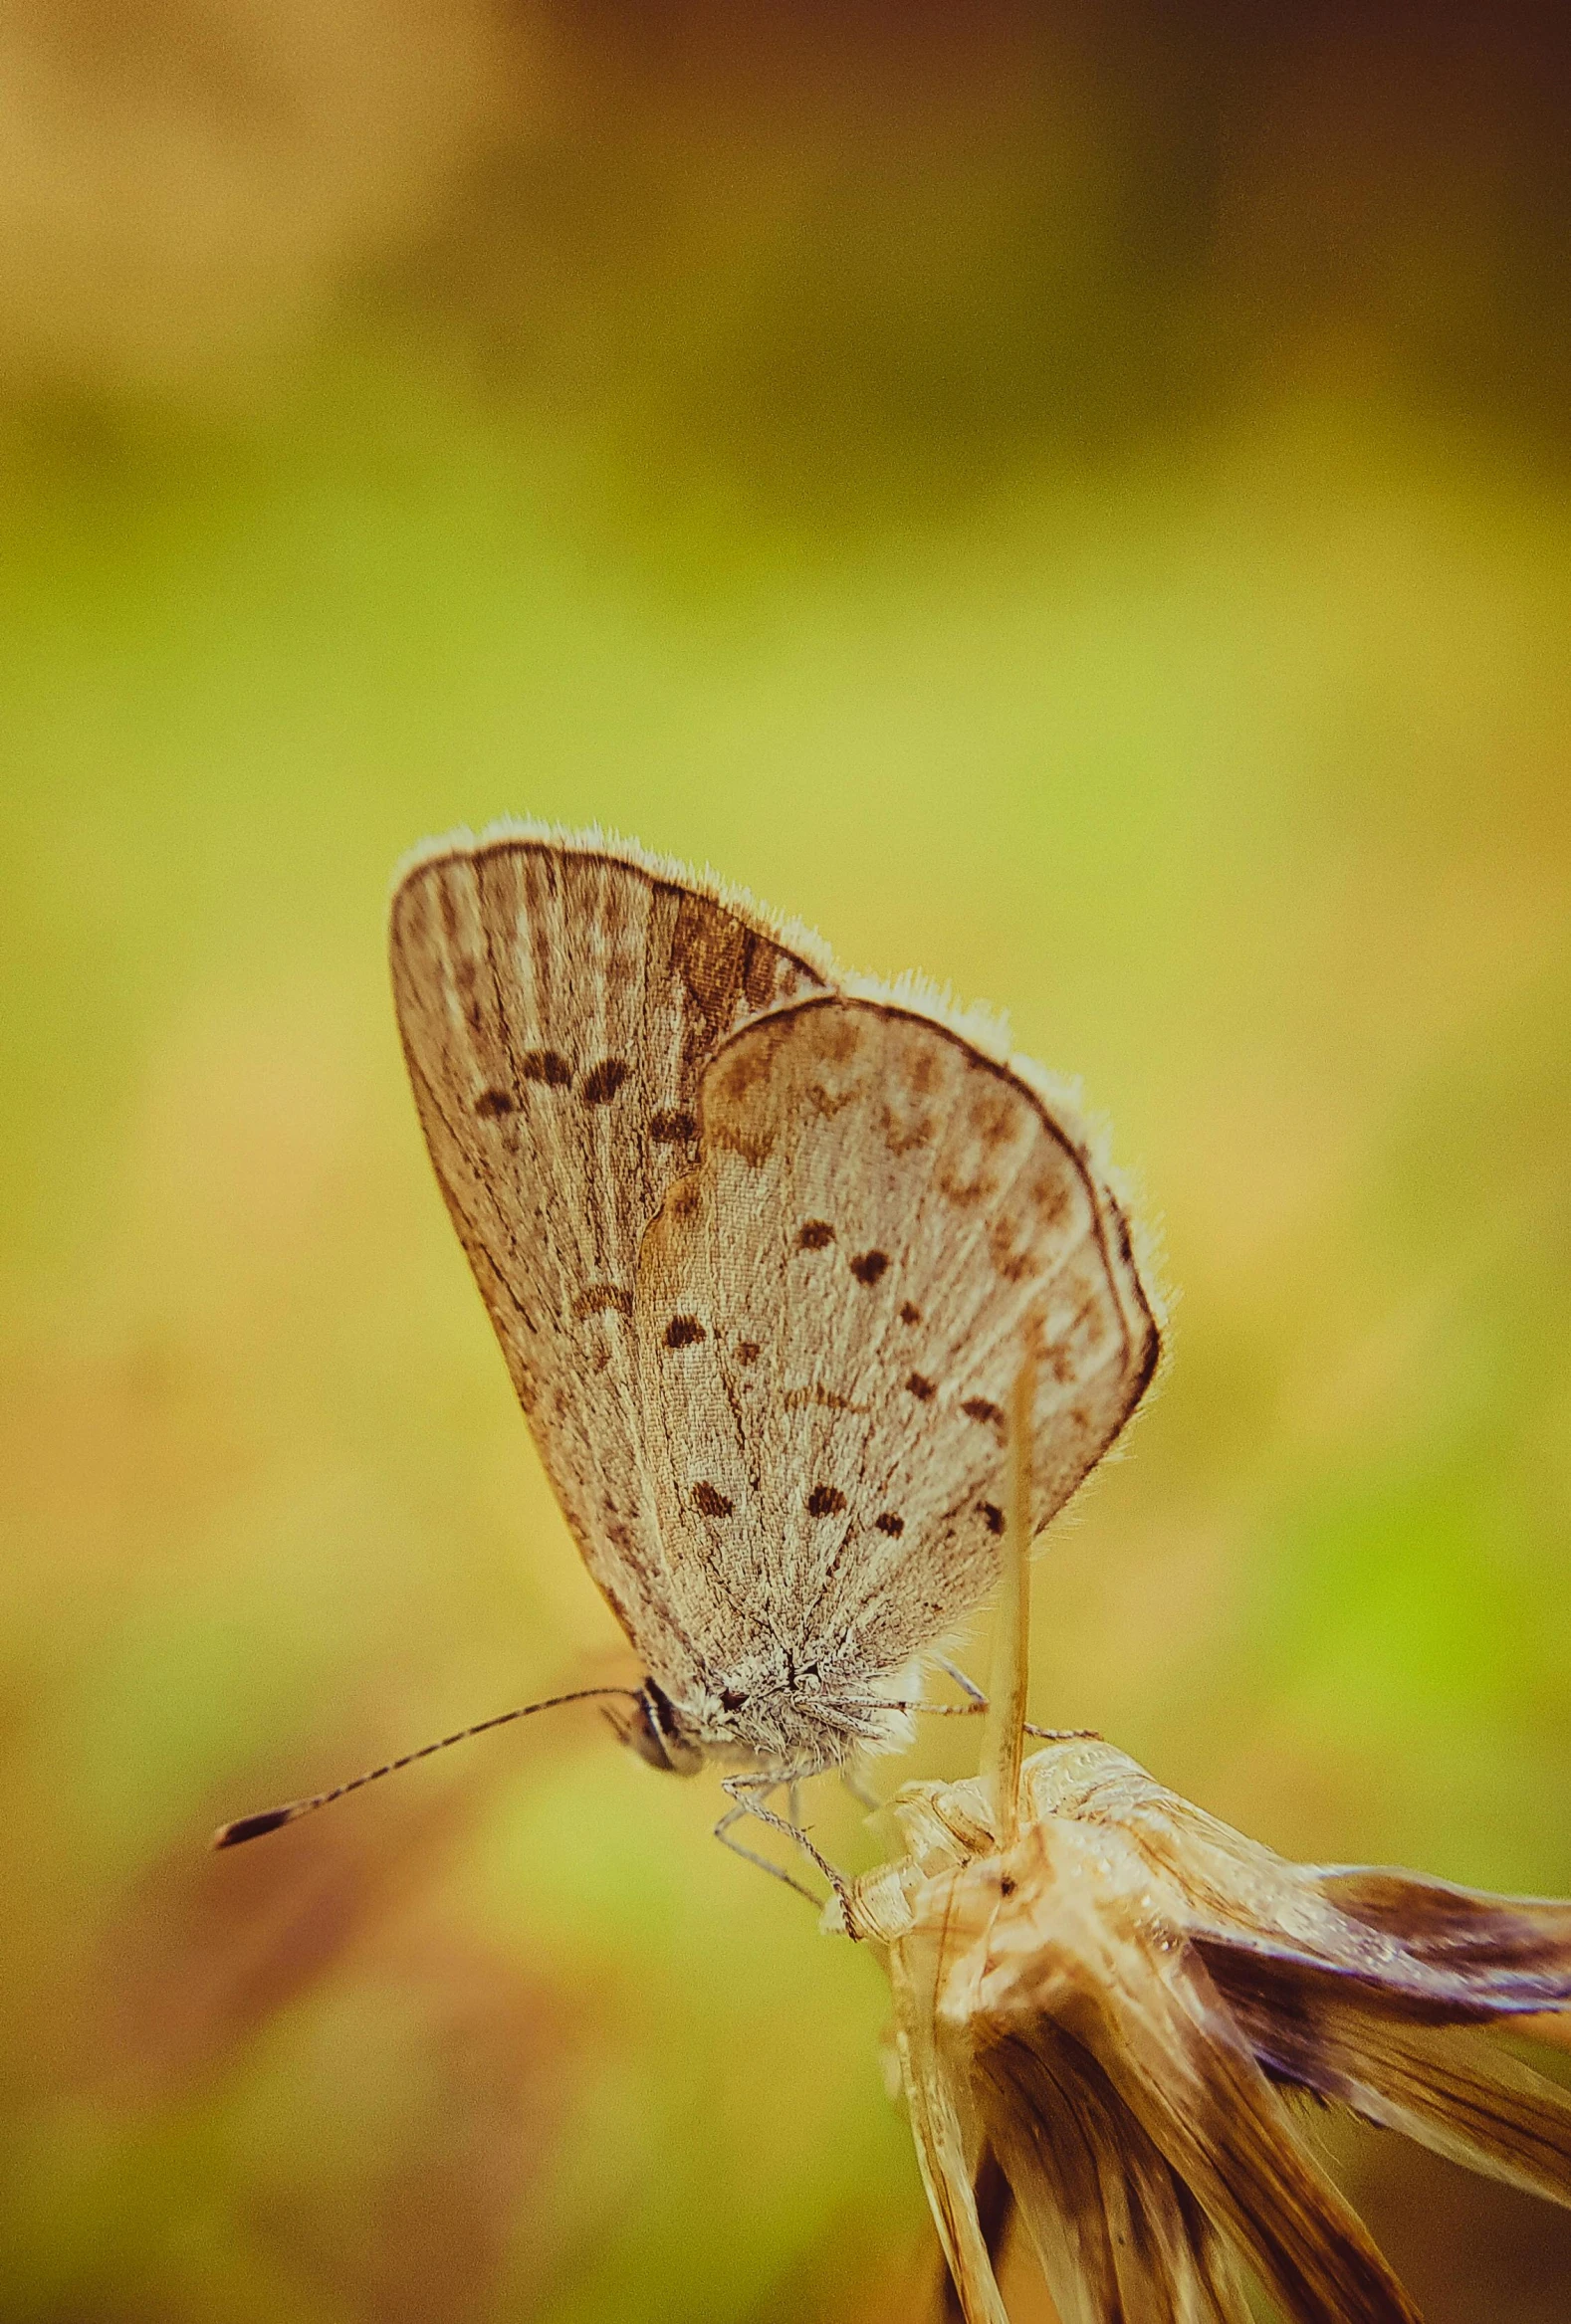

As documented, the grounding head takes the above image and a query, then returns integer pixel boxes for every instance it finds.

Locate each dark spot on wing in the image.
[785,1383,861,1411]
[850,1249,889,1285]
[473,1088,514,1118]
[807,1484,847,1518]
[691,1481,733,1518]
[649,1107,697,1142]
[875,1512,905,1537]
[665,1316,706,1349]
[981,1502,1006,1535]
[900,1301,922,1325]
[580,1058,630,1105]
[964,1397,1006,1430]
[573,1284,632,1319]
[797,1219,834,1249]
[906,1372,936,1401]
[736,1340,761,1365]
[522,1049,572,1087]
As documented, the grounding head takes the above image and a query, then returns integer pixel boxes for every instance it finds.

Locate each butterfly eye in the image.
[607,1679,704,1777]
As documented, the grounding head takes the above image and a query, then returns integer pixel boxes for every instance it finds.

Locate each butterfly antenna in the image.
[210,1687,642,1849]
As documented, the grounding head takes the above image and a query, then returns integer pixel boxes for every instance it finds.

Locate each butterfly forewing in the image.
[388,830,830,1667]
[632,997,1159,1687]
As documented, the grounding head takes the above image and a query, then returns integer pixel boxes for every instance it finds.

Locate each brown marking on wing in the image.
[903,1043,943,1097]
[881,1101,937,1155]
[742,933,781,1010]
[939,1167,998,1206]
[700,1011,803,1162]
[785,1383,864,1412]
[806,1078,858,1122]
[990,1223,1035,1282]
[1027,1171,1072,1228]
[1067,1292,1109,1352]
[573,1284,633,1319]
[670,891,761,1067]
[814,1008,864,1066]
[649,1108,697,1143]
[971,1088,1017,1148]
[579,1057,630,1105]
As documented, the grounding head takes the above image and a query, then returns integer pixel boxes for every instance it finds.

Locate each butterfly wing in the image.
[387,826,832,1670]
[631,996,1159,1689]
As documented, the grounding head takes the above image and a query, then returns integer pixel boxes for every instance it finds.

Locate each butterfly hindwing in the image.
[632,996,1159,1687]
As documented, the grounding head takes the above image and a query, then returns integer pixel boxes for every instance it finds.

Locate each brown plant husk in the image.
[836,1353,1571,2324]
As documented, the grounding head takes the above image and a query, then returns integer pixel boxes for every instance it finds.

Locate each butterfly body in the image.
[613,1664,916,1781]
[389,823,1160,1796]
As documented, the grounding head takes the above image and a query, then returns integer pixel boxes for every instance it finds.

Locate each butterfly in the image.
[214,822,1158,1880]
[380,823,1158,1868]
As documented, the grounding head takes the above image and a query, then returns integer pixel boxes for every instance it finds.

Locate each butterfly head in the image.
[605,1677,707,1776]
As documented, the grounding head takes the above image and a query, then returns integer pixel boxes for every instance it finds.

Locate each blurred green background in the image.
[2,5,1569,2320]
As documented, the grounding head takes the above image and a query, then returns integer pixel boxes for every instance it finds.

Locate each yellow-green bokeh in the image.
[3,10,1570,2321]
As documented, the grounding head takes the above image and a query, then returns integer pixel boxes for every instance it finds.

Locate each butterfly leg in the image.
[930,1653,1096,1742]
[933,1652,988,1707]
[720,1773,846,1901]
[713,1794,821,1904]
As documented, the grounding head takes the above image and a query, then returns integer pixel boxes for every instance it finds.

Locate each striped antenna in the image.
[210,1687,642,1849]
